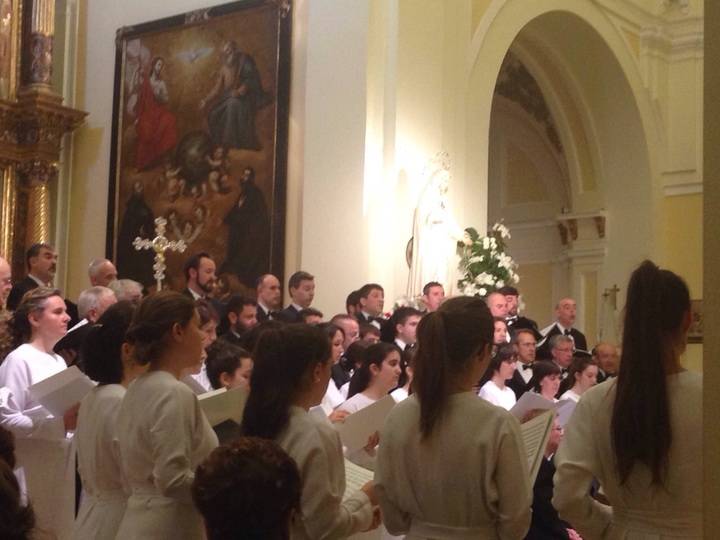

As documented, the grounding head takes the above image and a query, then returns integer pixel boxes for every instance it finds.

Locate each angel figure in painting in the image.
[407,154,462,299]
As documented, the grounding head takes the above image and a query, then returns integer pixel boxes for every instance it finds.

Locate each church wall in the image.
[662,192,702,373]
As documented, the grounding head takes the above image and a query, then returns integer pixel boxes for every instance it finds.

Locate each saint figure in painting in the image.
[135,57,178,170]
[117,181,156,287]
[221,167,270,288]
[199,41,272,151]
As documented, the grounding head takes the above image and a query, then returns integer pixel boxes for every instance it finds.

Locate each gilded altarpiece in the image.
[0,0,86,278]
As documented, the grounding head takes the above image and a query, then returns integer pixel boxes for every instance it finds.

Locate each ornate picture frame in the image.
[106,0,291,293]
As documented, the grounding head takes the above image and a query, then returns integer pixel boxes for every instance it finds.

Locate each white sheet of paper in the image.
[198,386,248,427]
[555,399,577,428]
[335,395,395,452]
[519,409,555,484]
[510,391,557,421]
[28,366,95,417]
[343,458,373,502]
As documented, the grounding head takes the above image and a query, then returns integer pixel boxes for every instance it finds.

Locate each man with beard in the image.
[183,252,217,301]
[199,40,272,151]
[221,166,270,288]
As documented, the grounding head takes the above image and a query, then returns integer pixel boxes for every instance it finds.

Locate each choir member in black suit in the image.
[182,252,217,301]
[354,283,385,328]
[381,306,422,351]
[523,413,580,540]
[498,286,542,340]
[220,295,258,345]
[536,298,587,360]
[6,243,79,325]
[507,328,537,400]
[276,271,315,323]
[421,281,445,313]
[593,341,619,383]
[255,273,282,322]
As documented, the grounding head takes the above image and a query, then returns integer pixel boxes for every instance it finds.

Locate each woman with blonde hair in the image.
[0,287,76,538]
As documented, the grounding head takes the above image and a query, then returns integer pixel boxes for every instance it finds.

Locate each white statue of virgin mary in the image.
[407,155,463,299]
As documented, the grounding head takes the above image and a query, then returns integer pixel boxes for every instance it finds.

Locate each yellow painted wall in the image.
[661,193,702,372]
[517,262,553,327]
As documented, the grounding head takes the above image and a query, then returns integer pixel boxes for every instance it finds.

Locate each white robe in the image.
[72,384,127,540]
[0,343,75,540]
[115,371,218,539]
[276,405,374,540]
[553,373,703,539]
[478,380,517,411]
[375,392,532,540]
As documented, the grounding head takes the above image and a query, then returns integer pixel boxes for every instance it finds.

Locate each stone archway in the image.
[466,1,662,338]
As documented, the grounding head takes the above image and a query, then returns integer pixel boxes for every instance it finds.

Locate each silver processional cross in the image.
[133,217,187,291]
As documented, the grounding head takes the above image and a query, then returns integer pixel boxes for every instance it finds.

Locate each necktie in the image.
[563,328,571,336]
[521,363,533,371]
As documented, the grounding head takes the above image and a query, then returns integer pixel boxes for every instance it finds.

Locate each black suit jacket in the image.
[537,324,588,361]
[525,458,570,540]
[507,368,532,401]
[7,276,79,326]
[7,276,39,311]
[507,315,542,341]
[276,304,301,323]
[220,332,244,347]
[256,305,270,323]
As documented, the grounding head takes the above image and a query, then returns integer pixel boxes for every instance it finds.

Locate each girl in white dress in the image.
[391,346,416,403]
[0,288,76,539]
[115,291,218,539]
[375,296,532,539]
[477,343,517,411]
[339,342,402,414]
[529,361,562,402]
[554,260,702,539]
[558,356,598,403]
[71,301,146,540]
[242,324,379,539]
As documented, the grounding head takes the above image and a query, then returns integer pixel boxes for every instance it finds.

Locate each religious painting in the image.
[107,0,291,293]
[688,299,702,344]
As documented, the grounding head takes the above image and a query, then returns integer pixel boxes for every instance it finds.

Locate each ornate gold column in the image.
[0,0,86,276]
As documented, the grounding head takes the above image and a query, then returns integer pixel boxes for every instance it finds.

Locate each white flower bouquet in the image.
[456,222,519,297]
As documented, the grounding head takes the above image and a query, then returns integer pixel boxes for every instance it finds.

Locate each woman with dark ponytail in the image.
[554,260,701,538]
[242,324,379,539]
[375,296,532,538]
[114,291,218,539]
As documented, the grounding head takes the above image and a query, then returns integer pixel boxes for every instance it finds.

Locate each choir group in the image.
[0,246,703,539]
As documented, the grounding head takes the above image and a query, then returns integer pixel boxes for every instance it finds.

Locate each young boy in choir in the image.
[115,291,218,540]
[73,301,147,540]
[375,296,532,539]
[205,341,253,391]
[529,361,563,402]
[360,323,381,344]
[192,437,302,540]
[0,287,77,539]
[477,343,517,411]
[559,356,598,402]
[241,324,380,539]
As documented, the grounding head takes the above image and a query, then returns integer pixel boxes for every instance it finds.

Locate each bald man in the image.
[0,256,11,309]
[256,273,281,322]
[594,342,619,383]
[88,258,118,287]
[537,297,588,360]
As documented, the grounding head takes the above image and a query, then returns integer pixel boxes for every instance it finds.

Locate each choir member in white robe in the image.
[71,301,146,540]
[320,323,353,423]
[557,355,598,403]
[0,288,77,540]
[242,324,379,539]
[338,342,401,470]
[477,344,517,411]
[115,291,218,540]
[375,297,532,539]
[554,261,702,539]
